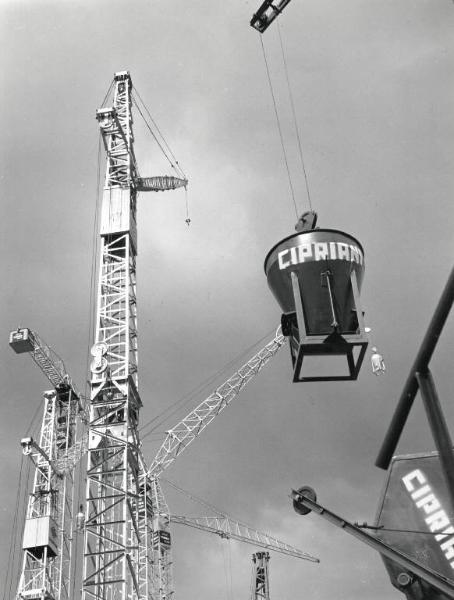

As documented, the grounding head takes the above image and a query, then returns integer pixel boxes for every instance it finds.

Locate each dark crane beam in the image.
[376,266,454,470]
[250,0,293,33]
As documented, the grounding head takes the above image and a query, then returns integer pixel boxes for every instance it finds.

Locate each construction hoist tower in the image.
[83,71,186,600]
[251,552,271,600]
[9,328,82,600]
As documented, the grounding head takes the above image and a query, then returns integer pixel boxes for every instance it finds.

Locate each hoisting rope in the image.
[162,477,229,517]
[101,78,115,108]
[277,21,313,211]
[6,458,31,598]
[259,35,299,220]
[185,186,191,226]
[84,132,103,406]
[162,476,277,533]
[222,538,234,600]
[131,87,190,224]
[131,87,187,181]
[139,327,278,440]
[3,457,24,600]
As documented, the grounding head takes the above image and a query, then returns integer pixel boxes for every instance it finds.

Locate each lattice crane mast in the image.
[81,70,186,600]
[250,552,271,600]
[9,327,83,600]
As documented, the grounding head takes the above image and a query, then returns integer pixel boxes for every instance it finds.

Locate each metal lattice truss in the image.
[136,176,187,192]
[83,71,145,600]
[148,478,174,600]
[97,73,137,189]
[26,329,79,394]
[92,234,138,387]
[17,389,78,600]
[170,515,318,562]
[147,331,286,479]
[251,552,270,600]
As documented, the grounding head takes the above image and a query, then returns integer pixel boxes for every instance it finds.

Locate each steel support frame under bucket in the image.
[283,270,368,382]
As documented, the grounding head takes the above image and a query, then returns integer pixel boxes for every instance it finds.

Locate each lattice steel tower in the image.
[251,552,271,600]
[82,71,185,600]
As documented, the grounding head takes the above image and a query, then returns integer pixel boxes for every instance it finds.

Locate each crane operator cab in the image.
[264,211,368,381]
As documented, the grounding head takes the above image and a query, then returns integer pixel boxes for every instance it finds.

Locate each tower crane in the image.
[9,71,317,600]
[250,552,271,600]
[81,70,188,600]
[170,516,317,562]
[145,328,290,600]
[9,327,83,600]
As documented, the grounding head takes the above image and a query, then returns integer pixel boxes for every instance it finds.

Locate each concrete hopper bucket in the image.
[264,228,368,381]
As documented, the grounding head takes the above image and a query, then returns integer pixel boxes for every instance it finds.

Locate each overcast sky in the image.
[1,1,454,598]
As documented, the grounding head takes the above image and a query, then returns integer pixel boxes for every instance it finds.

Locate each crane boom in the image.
[9,327,80,396]
[136,175,187,192]
[170,515,319,562]
[147,329,286,479]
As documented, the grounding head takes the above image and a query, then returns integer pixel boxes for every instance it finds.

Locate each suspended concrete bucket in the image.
[264,228,368,382]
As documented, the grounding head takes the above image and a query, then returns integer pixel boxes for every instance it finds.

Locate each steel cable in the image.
[277,21,313,211]
[259,34,298,220]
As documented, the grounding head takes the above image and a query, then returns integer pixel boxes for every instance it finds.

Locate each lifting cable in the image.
[3,457,24,600]
[277,21,313,211]
[85,133,103,406]
[221,538,234,600]
[132,87,187,181]
[8,459,31,598]
[131,87,191,224]
[259,35,298,220]
[163,477,228,517]
[162,477,270,532]
[100,78,115,108]
[139,327,278,440]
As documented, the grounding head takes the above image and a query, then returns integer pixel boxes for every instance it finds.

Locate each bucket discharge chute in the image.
[264,221,368,381]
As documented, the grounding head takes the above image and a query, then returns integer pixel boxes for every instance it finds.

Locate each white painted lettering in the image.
[436,526,454,542]
[290,247,298,265]
[337,243,350,261]
[402,468,454,569]
[278,250,290,270]
[297,244,312,263]
[412,484,431,500]
[415,493,441,514]
[277,240,365,270]
[426,510,450,532]
[314,242,329,261]
[350,245,361,264]
[441,537,454,560]
[402,469,427,492]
